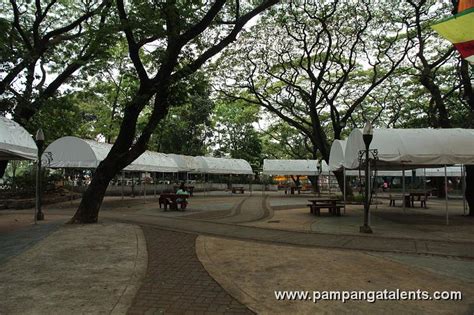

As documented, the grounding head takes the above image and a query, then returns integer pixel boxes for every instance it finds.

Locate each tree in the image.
[0,0,114,176]
[212,97,262,169]
[404,0,474,215]
[216,0,411,195]
[152,72,214,156]
[261,122,313,160]
[70,0,279,223]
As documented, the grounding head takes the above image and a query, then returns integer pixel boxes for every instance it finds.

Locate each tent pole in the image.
[368,161,371,226]
[402,166,406,213]
[343,167,346,215]
[423,168,426,194]
[143,172,146,203]
[153,172,156,199]
[462,164,466,215]
[121,171,124,200]
[328,172,331,196]
[445,165,449,225]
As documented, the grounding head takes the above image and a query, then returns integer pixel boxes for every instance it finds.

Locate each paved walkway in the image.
[128,227,253,315]
[213,196,270,224]
[0,221,61,265]
[102,211,474,259]
[0,222,146,314]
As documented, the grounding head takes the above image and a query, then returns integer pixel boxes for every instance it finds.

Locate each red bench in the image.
[159,193,188,211]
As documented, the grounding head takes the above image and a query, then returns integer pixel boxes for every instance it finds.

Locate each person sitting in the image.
[176,182,189,210]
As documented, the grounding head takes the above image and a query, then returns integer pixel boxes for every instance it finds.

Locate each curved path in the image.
[127,227,253,315]
[101,194,474,259]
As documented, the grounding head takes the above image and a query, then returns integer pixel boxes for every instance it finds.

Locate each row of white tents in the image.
[0,117,253,175]
[3,116,473,178]
[262,128,474,177]
[43,136,253,175]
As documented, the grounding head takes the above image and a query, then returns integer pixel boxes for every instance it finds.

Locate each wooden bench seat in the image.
[307,203,344,216]
[159,193,188,211]
[389,194,428,208]
[232,186,245,194]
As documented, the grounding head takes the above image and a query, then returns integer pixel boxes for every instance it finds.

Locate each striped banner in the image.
[431,5,474,64]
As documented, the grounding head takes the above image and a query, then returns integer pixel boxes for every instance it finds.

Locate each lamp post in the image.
[35,128,45,222]
[360,121,374,234]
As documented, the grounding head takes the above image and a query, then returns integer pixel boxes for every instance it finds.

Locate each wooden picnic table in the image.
[389,191,429,208]
[232,186,245,194]
[285,186,302,195]
[307,198,344,216]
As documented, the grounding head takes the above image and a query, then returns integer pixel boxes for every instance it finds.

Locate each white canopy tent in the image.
[329,139,404,176]
[415,166,463,177]
[194,156,253,175]
[262,159,319,176]
[344,128,474,170]
[0,116,37,160]
[343,128,474,224]
[43,136,179,172]
[168,154,200,172]
[126,151,179,173]
[329,140,346,172]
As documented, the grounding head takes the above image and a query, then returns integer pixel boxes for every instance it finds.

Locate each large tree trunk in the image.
[308,175,320,193]
[69,167,113,223]
[420,71,451,128]
[0,160,7,178]
[333,170,353,200]
[466,165,474,216]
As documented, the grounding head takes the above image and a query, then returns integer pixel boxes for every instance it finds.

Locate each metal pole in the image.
[121,171,124,200]
[368,161,371,225]
[423,168,426,193]
[34,159,39,225]
[153,172,156,199]
[445,165,449,225]
[35,139,44,222]
[360,143,372,233]
[143,172,146,203]
[462,164,466,215]
[402,166,406,213]
[343,167,346,215]
[328,172,331,196]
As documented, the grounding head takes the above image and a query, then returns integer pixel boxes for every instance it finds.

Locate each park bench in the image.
[232,186,245,194]
[159,193,188,211]
[389,192,429,208]
[307,203,344,216]
[285,186,301,195]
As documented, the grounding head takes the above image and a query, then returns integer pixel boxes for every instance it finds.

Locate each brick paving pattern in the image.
[127,227,254,315]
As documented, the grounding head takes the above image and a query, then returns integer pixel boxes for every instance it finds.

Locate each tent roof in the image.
[126,151,179,173]
[194,156,253,175]
[43,136,110,168]
[168,154,200,172]
[263,159,319,176]
[0,116,37,160]
[329,140,346,171]
[43,137,179,172]
[415,166,463,177]
[344,128,474,170]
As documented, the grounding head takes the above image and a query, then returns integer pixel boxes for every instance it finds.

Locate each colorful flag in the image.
[431,1,474,64]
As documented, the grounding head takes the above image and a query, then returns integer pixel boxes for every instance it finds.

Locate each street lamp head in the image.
[363,121,373,136]
[36,128,45,142]
[362,121,373,147]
